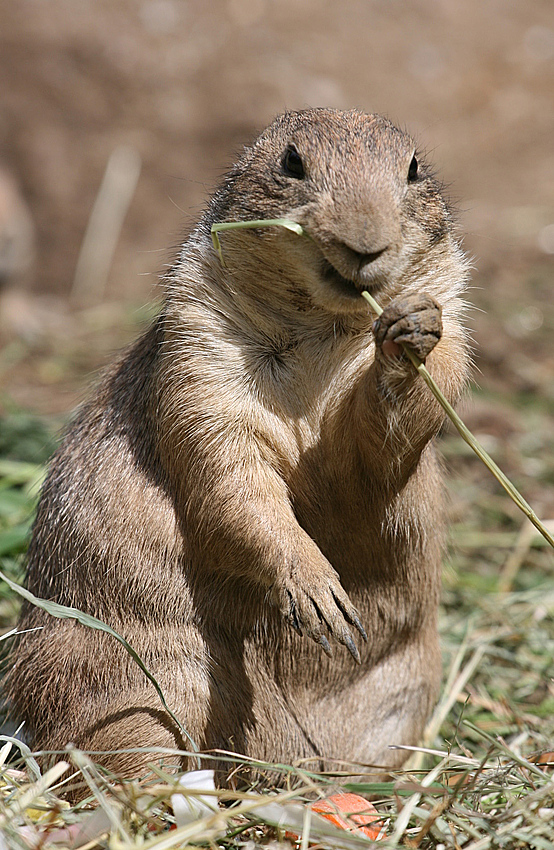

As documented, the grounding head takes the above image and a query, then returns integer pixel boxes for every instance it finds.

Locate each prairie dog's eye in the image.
[408,155,419,183]
[283,145,305,179]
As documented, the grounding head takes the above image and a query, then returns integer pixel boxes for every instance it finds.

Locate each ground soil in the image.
[0,0,553,422]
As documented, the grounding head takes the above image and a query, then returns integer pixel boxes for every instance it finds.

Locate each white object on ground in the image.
[171,770,218,828]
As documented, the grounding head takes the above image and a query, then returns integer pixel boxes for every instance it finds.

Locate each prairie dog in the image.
[9,109,470,780]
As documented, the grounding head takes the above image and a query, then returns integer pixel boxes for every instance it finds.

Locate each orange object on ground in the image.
[311,792,385,840]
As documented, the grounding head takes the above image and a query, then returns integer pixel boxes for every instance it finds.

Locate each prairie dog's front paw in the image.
[273,562,367,662]
[373,293,442,361]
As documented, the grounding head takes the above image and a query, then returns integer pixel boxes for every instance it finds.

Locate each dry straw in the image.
[211,219,554,551]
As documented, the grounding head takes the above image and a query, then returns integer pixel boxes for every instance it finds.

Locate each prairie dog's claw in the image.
[276,568,364,663]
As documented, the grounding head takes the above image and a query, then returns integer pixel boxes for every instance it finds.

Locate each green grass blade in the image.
[0,522,32,557]
[0,570,199,753]
[0,459,44,488]
[210,219,304,265]
[361,290,554,550]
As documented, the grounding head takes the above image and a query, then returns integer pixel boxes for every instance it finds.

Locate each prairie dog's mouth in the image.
[321,259,360,298]
[320,256,386,299]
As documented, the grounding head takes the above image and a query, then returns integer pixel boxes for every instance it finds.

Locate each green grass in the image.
[0,411,55,629]
[1,405,553,848]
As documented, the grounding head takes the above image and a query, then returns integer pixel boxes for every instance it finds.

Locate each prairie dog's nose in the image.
[332,190,402,257]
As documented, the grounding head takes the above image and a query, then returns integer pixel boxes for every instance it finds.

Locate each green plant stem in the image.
[361,290,554,550]
[211,219,303,266]
[210,217,554,552]
[0,570,199,756]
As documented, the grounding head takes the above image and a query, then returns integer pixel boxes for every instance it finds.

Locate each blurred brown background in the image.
[0,0,553,416]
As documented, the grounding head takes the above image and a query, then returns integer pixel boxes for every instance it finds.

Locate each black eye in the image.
[283,145,305,179]
[408,155,419,182]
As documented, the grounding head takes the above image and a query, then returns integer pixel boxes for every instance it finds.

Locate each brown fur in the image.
[8,109,470,782]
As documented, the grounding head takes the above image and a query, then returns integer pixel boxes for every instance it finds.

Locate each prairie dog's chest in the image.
[242,328,373,425]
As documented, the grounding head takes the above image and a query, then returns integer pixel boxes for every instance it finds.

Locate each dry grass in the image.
[1,379,553,848]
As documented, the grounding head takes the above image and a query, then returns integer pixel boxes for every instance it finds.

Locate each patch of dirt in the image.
[0,0,553,413]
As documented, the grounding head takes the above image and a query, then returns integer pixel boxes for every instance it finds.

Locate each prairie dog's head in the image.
[208,109,461,315]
